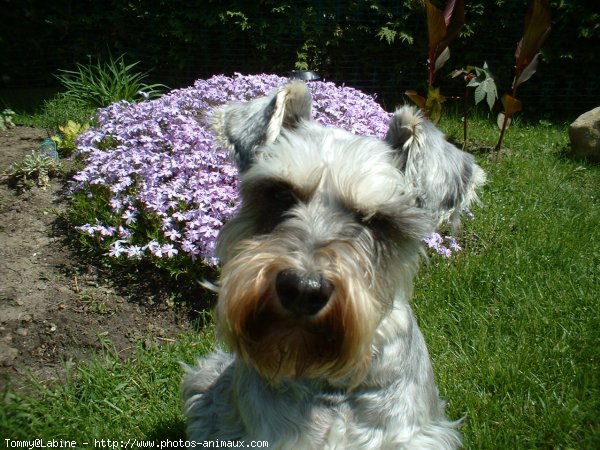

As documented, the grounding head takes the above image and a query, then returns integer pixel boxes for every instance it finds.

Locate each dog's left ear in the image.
[213,81,312,172]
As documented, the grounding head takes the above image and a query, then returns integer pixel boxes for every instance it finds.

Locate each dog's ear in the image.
[384,106,427,171]
[213,81,312,172]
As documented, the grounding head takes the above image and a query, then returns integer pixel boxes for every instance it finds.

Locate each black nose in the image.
[275,270,334,316]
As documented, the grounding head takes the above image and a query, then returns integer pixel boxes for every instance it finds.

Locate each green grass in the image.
[1,328,216,443]
[417,116,600,448]
[1,115,599,448]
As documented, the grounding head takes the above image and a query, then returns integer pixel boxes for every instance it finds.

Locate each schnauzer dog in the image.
[385,105,486,232]
[182,81,473,449]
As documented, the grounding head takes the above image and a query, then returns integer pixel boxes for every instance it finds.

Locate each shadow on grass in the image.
[148,416,187,442]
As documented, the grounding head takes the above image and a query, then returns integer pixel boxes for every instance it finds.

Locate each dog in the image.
[385,105,486,233]
[182,81,465,449]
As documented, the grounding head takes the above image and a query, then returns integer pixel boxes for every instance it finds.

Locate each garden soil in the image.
[0,126,204,392]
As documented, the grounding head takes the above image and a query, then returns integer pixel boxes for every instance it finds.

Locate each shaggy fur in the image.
[385,106,486,232]
[182,82,464,449]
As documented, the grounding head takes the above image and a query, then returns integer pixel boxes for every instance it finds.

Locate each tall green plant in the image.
[495,0,551,152]
[55,54,167,108]
[451,62,498,146]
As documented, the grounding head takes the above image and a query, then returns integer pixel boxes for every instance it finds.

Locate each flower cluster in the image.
[71,73,459,268]
[72,74,395,266]
[423,233,462,258]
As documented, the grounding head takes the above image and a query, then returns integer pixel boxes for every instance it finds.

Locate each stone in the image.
[568,107,600,162]
[0,341,18,366]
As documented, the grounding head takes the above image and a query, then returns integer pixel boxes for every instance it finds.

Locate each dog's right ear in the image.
[213,81,312,172]
[384,105,426,171]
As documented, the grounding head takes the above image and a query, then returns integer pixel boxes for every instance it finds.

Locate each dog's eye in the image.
[264,184,298,214]
[270,188,297,212]
[359,212,395,237]
[254,181,300,233]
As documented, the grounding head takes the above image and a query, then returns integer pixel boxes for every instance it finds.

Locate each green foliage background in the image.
[1,1,599,115]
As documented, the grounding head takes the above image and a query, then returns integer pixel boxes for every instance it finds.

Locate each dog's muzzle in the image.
[275,270,334,316]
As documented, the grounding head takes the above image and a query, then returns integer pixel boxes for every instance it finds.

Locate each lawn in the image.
[416,116,600,448]
[2,113,599,449]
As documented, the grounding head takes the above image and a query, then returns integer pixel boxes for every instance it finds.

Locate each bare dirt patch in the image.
[0,126,208,391]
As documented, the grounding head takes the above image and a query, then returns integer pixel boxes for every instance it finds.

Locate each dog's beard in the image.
[216,237,388,386]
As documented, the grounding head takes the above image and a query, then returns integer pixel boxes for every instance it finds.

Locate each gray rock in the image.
[0,341,18,366]
[568,107,600,162]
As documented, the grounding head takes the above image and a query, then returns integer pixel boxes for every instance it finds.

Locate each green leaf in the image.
[425,86,446,124]
[473,77,498,111]
[474,83,486,105]
[463,63,497,111]
[397,31,414,45]
[450,68,468,79]
[484,79,498,111]
[377,27,397,44]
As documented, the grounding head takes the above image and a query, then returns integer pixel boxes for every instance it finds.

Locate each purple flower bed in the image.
[71,73,457,269]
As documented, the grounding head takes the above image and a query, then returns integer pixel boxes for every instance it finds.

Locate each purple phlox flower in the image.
[423,232,443,248]
[108,240,128,257]
[126,245,144,259]
[77,224,96,236]
[145,240,163,257]
[161,243,178,258]
[117,226,133,240]
[122,209,137,225]
[109,197,123,210]
[99,225,117,237]
[447,236,462,252]
[72,73,397,266]
[423,232,461,258]
[164,228,182,241]
[181,239,199,255]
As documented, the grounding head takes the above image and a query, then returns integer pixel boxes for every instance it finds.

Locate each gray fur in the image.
[386,106,486,232]
[214,81,312,172]
[183,83,464,449]
[183,308,461,449]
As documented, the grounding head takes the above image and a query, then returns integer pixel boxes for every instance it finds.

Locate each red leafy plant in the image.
[405,0,465,123]
[495,0,551,152]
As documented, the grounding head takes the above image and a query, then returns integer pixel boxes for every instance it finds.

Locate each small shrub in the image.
[3,152,63,190]
[1,109,16,130]
[450,62,498,146]
[51,120,90,157]
[35,93,94,134]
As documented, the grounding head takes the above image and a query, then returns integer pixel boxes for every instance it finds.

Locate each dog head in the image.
[212,82,433,385]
